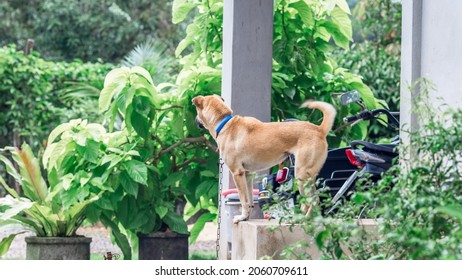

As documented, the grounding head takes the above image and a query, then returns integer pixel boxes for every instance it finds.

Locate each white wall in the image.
[401,0,462,134]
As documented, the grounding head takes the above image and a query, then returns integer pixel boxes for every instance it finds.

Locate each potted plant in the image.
[0,119,140,259]
[0,142,95,260]
[93,66,204,259]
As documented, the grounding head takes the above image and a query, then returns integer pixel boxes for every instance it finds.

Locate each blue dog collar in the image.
[215,115,233,137]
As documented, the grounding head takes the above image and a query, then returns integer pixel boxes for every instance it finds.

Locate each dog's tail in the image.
[301,101,337,135]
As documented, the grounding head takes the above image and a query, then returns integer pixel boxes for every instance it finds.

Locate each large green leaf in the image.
[330,7,352,41]
[130,66,155,87]
[289,0,315,27]
[195,180,216,198]
[12,215,44,236]
[46,122,75,147]
[76,139,101,164]
[155,205,169,219]
[0,195,33,220]
[189,212,216,244]
[27,204,58,237]
[116,195,137,226]
[172,0,197,24]
[175,36,194,57]
[100,214,132,260]
[122,160,148,186]
[0,172,19,198]
[128,210,150,230]
[171,112,184,139]
[335,0,351,14]
[120,171,139,198]
[130,110,150,140]
[65,196,99,236]
[0,154,22,187]
[163,211,188,234]
[42,138,73,170]
[0,233,22,256]
[162,172,183,187]
[99,67,130,113]
[320,20,350,50]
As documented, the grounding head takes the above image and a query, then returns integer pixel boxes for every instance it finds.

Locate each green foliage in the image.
[172,0,384,148]
[335,41,400,112]
[0,45,112,153]
[42,118,169,260]
[0,0,183,62]
[334,0,401,112]
[0,142,100,256]
[96,66,221,258]
[281,85,462,260]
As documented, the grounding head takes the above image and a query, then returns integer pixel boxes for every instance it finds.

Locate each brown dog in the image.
[192,95,336,223]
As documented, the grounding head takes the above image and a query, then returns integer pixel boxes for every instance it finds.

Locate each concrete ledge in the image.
[231,219,319,260]
[231,219,378,260]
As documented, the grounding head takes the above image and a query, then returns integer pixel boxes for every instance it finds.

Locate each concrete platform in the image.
[231,219,377,260]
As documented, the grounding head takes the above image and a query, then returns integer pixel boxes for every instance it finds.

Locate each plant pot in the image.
[138,231,189,260]
[25,236,92,260]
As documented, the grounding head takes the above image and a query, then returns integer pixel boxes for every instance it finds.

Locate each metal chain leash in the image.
[216,157,224,259]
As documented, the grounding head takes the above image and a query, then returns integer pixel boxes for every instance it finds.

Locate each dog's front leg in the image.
[231,170,252,224]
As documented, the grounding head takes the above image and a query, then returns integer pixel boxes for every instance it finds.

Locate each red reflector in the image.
[275,167,289,183]
[345,149,364,167]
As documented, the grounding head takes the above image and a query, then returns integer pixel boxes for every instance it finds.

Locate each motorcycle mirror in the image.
[340,90,361,105]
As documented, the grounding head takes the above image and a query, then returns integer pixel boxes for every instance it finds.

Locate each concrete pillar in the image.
[400,0,422,140]
[219,0,273,259]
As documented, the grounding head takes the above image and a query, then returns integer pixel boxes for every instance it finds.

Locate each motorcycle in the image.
[258,90,400,218]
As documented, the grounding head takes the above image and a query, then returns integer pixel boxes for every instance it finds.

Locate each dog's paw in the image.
[233,215,249,224]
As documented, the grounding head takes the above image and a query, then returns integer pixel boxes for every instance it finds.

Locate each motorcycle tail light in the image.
[275,167,290,183]
[345,149,364,167]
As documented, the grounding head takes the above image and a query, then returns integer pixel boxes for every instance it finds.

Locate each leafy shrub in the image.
[0,45,112,153]
[282,85,462,260]
[334,0,401,111]
[90,66,217,258]
[0,0,183,62]
[0,141,101,256]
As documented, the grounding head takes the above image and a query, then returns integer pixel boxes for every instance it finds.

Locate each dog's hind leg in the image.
[295,161,322,217]
[231,169,252,224]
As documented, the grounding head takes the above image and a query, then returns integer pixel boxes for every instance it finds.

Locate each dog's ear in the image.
[192,96,204,109]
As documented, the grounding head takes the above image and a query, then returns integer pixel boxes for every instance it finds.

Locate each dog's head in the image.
[192,94,233,133]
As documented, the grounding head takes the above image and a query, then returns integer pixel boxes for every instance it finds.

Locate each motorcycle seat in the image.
[351,140,398,156]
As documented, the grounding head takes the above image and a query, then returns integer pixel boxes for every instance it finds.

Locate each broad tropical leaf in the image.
[65,196,99,236]
[100,215,132,260]
[163,211,188,234]
[289,1,315,27]
[0,154,22,187]
[0,173,19,198]
[122,160,147,186]
[9,144,48,203]
[0,195,33,220]
[172,0,197,24]
[99,67,129,113]
[0,233,23,256]
[130,66,155,87]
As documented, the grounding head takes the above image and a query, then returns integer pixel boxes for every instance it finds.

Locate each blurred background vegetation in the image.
[0,0,183,62]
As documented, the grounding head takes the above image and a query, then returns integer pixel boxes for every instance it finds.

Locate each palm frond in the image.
[122,38,177,84]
